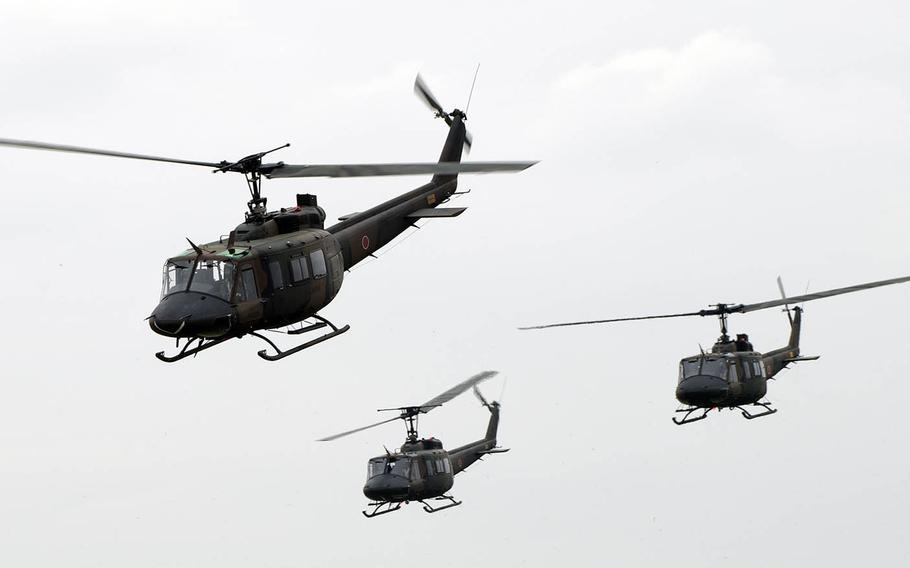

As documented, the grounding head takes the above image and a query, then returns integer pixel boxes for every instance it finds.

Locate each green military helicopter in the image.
[0,75,535,361]
[318,370,508,518]
[521,275,910,424]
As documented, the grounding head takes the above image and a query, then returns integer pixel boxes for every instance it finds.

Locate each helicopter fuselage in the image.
[676,350,770,408]
[149,197,346,340]
[363,440,455,503]
[675,307,805,411]
[148,111,471,360]
[361,401,501,511]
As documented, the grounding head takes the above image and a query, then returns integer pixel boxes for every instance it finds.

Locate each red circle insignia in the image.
[361,235,370,250]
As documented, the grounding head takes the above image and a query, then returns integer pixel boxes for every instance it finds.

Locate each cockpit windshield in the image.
[161,259,235,301]
[701,359,727,379]
[680,358,728,381]
[366,457,411,479]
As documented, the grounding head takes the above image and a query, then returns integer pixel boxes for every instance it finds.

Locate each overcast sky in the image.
[1,1,909,566]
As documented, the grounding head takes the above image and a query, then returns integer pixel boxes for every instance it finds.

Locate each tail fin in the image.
[433,111,467,183]
[788,306,802,350]
[473,385,500,442]
[485,402,500,442]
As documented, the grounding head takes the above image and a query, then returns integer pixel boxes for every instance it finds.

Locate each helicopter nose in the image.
[363,474,410,501]
[676,375,730,407]
[148,292,234,338]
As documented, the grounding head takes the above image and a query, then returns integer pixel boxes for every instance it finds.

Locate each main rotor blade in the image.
[264,161,536,178]
[317,370,498,441]
[0,137,222,168]
[316,415,401,442]
[519,311,706,330]
[739,274,910,313]
[414,73,446,116]
[421,370,498,410]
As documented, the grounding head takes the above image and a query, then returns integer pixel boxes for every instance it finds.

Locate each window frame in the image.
[310,249,327,279]
[289,254,310,283]
[268,259,285,290]
[238,266,258,302]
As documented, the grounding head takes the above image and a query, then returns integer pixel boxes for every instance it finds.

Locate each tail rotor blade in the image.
[414,73,446,117]
[473,385,491,408]
[777,276,793,322]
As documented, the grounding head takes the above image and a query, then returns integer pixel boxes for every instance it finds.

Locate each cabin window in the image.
[742,361,752,379]
[184,259,235,301]
[728,362,738,383]
[238,267,258,301]
[268,260,284,290]
[425,457,435,476]
[289,254,309,283]
[311,249,327,278]
[444,458,452,474]
[410,460,422,482]
[754,361,763,377]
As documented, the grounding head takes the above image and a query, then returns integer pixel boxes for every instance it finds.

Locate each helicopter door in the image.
[307,249,329,309]
[410,458,425,483]
[327,252,344,300]
[234,265,264,324]
[265,255,307,323]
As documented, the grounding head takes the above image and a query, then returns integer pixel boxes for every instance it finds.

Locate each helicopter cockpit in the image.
[367,456,411,479]
[161,259,236,301]
[679,356,735,383]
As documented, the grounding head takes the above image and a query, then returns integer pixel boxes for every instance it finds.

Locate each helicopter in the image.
[521,274,910,424]
[318,370,508,518]
[0,75,535,362]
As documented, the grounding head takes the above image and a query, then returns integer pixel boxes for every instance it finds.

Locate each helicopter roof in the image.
[680,351,759,363]
[168,227,330,262]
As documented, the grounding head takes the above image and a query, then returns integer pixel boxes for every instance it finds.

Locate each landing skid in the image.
[156,335,235,363]
[362,501,402,518]
[672,406,711,425]
[672,401,778,424]
[254,315,350,361]
[420,495,462,514]
[154,315,349,362]
[737,400,778,420]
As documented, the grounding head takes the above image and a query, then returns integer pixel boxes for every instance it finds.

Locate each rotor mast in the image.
[212,143,290,219]
[711,304,732,343]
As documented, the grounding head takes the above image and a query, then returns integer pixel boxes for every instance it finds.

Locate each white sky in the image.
[1,1,909,566]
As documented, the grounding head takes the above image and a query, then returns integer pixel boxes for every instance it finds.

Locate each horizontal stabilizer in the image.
[337,212,360,221]
[478,448,510,455]
[406,207,467,219]
[785,356,820,363]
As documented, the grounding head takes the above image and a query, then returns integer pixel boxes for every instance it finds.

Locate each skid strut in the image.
[362,501,403,518]
[737,400,778,420]
[254,315,350,361]
[420,495,462,514]
[672,406,711,425]
[156,335,235,363]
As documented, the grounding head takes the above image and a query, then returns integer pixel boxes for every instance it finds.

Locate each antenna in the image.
[465,63,480,115]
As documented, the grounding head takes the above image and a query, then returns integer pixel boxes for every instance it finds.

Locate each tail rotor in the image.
[777,276,793,323]
[414,73,474,152]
